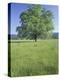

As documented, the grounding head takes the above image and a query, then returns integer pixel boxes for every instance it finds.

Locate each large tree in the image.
[16,5,54,41]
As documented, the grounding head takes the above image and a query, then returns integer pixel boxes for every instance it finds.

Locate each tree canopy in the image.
[16,4,54,41]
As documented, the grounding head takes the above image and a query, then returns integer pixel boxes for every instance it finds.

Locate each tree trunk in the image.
[34,34,37,42]
[35,38,37,42]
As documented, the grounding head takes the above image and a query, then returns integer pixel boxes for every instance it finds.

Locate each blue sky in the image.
[8,3,58,34]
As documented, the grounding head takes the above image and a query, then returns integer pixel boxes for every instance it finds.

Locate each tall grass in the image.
[8,39,58,77]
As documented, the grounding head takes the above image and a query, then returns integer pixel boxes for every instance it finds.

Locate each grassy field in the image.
[8,39,58,77]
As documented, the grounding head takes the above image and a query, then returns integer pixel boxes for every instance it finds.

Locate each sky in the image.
[8,3,58,35]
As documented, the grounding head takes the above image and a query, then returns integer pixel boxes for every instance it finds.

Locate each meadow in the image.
[8,39,58,77]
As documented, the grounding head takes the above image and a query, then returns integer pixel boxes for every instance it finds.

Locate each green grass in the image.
[8,39,58,77]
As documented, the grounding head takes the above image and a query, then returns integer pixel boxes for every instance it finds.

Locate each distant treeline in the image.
[52,32,58,39]
[8,34,18,40]
[8,32,58,40]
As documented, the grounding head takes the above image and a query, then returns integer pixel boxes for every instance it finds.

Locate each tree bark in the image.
[34,34,37,42]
